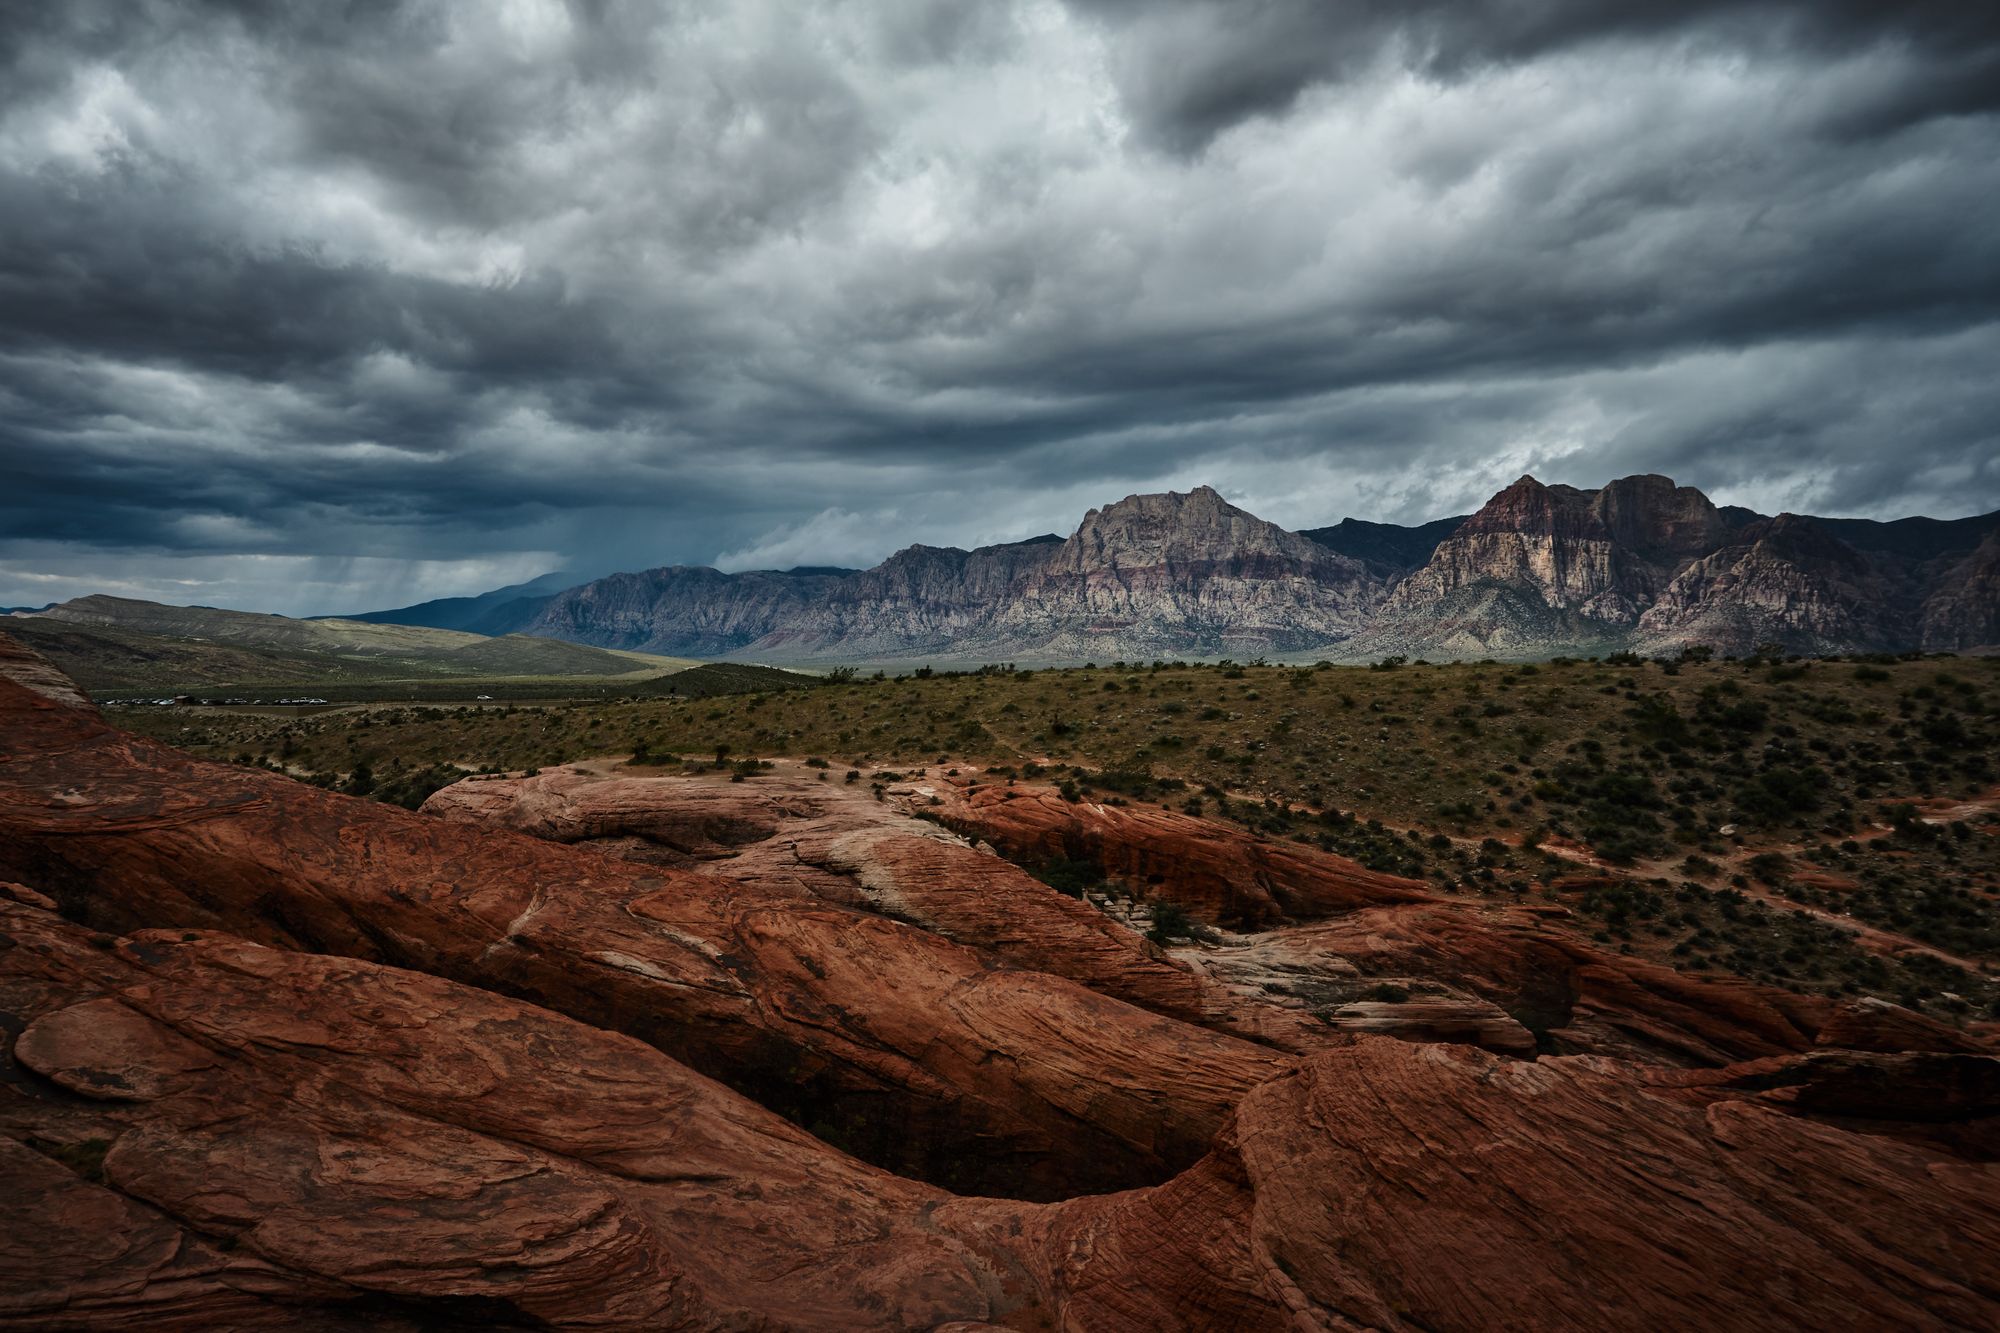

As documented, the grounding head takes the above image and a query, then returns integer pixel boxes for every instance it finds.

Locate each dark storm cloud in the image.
[1070,0,2000,152]
[0,0,1996,613]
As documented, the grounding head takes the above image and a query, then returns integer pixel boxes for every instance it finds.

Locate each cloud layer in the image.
[2,0,1995,613]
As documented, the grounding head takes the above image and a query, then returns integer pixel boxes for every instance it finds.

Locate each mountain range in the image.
[24,475,1995,669]
[363,473,1991,663]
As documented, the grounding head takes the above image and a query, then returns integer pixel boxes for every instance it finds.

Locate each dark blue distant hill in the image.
[1300,515,1467,571]
[336,571,583,635]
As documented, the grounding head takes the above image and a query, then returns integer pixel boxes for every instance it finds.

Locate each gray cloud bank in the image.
[1,0,1995,614]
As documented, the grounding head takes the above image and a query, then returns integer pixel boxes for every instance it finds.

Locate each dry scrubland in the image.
[128,652,2000,1022]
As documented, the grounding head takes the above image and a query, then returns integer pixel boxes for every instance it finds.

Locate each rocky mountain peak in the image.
[1457,474,1577,537]
[1592,473,1727,560]
[1055,485,1340,573]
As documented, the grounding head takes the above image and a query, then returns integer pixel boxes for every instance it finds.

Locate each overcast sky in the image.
[3,1,1997,614]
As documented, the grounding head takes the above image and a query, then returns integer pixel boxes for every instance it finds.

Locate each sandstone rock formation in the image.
[1359,475,2000,658]
[0,662,1284,1201]
[423,764,1531,1059]
[1922,527,2000,651]
[41,480,1992,671]
[924,775,1434,928]
[1387,473,1730,624]
[6,881,1998,1329]
[422,767,1226,1035]
[6,635,2000,1329]
[919,775,1991,1067]
[1636,512,1904,654]
[425,762,1985,1072]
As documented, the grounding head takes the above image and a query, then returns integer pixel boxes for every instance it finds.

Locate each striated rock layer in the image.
[425,764,1482,1057]
[34,477,1997,668]
[6,635,2000,1329]
[526,485,1385,661]
[0,656,1283,1201]
[424,763,1987,1070]
[919,773,1987,1067]
[5,884,1999,1330]
[424,767,1225,1032]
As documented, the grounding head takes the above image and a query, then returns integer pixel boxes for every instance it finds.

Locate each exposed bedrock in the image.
[923,774,1985,1066]
[5,626,2000,1329]
[924,776,1434,929]
[0,662,1282,1201]
[425,766,1479,1056]
[425,761,1988,1071]
[4,886,1997,1329]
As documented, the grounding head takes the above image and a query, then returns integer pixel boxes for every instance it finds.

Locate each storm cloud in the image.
[1,0,1995,613]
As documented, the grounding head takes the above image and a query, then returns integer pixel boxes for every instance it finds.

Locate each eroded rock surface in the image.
[925,776,1433,929]
[426,766,1394,1055]
[6,635,2000,1330]
[8,888,2000,1331]
[0,666,1282,1200]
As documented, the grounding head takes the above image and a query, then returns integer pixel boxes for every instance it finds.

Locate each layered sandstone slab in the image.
[924,775,1434,928]
[0,658,1282,1200]
[426,759,1989,1071]
[425,765,1420,1055]
[921,775,1990,1066]
[7,887,1999,1330]
[424,767,1215,1023]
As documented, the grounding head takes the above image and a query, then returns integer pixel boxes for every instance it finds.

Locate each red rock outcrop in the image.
[436,763,1993,1072]
[8,885,1999,1330]
[925,776,1433,929]
[0,658,1283,1200]
[432,768,1219,1007]
[923,779,1991,1066]
[7,629,2000,1329]
[0,628,98,713]
[1250,901,1991,1066]
[425,766,1406,1055]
